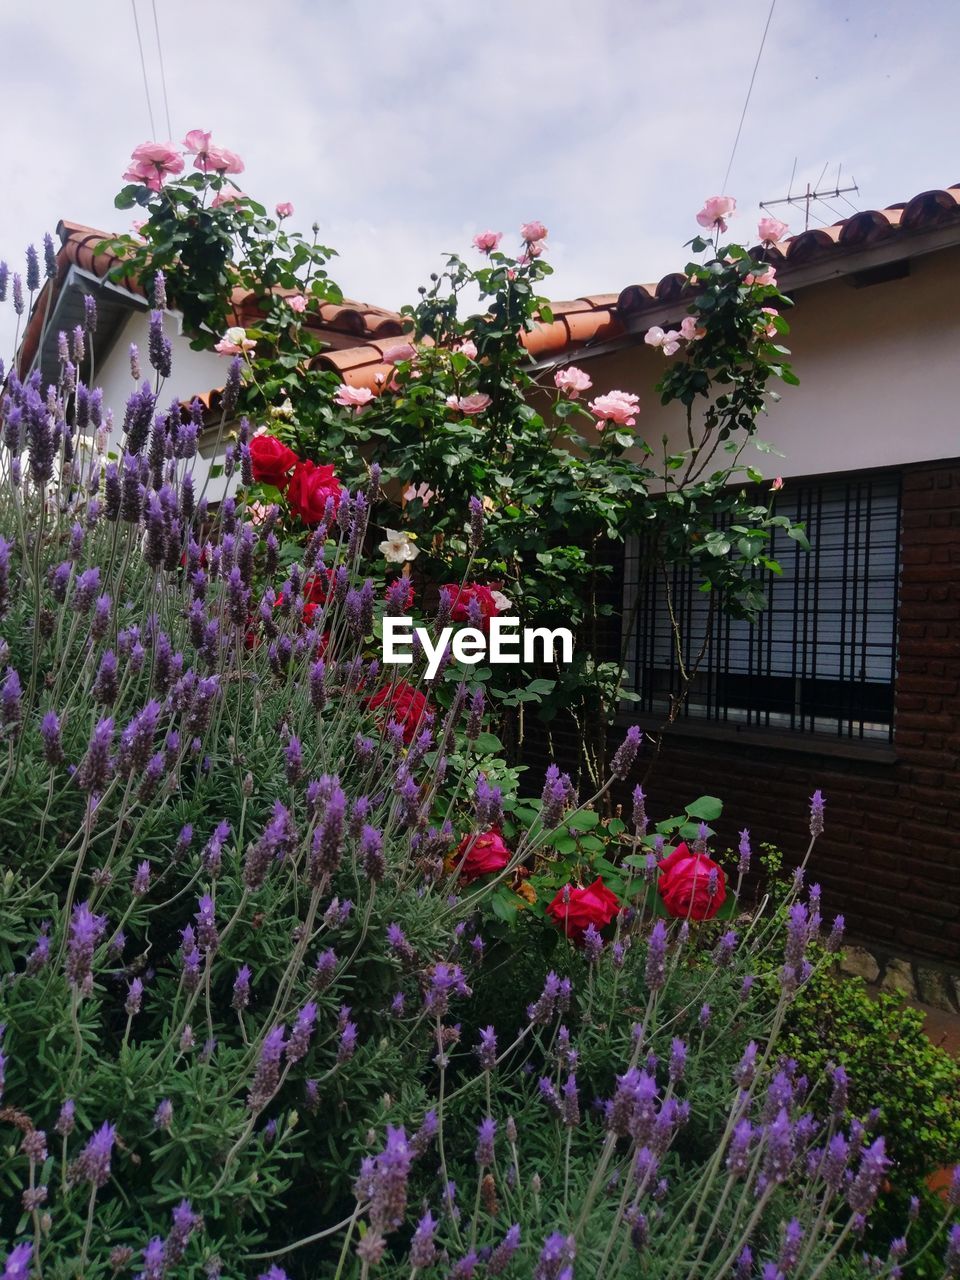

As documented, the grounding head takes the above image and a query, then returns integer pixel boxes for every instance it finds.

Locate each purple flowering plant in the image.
[0,223,956,1278]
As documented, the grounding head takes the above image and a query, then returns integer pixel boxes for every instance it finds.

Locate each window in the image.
[623,472,901,741]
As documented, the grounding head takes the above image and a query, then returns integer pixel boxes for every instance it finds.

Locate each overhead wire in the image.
[151,0,174,139]
[720,0,778,193]
[130,0,157,137]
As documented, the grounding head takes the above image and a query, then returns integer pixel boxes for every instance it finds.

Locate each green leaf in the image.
[473,732,503,754]
[684,795,723,822]
[565,810,600,831]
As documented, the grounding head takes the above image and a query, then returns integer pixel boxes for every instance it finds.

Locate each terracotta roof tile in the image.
[24,182,960,390]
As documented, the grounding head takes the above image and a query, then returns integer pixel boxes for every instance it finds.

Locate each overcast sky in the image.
[1,0,957,356]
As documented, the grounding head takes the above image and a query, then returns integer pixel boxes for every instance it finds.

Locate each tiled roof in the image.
[21,184,960,395]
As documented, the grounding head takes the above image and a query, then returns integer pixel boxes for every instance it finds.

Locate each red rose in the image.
[547,877,621,942]
[657,842,727,921]
[286,460,343,525]
[442,583,501,630]
[249,433,298,490]
[367,680,430,745]
[452,828,511,883]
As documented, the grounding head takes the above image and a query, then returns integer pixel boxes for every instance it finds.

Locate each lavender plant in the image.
[0,264,956,1280]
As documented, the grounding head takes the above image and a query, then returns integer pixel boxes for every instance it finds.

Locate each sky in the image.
[1,0,958,356]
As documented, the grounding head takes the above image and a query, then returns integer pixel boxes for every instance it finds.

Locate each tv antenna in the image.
[760,160,860,231]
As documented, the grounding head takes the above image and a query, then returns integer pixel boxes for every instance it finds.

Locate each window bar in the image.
[889,475,902,744]
[859,478,874,740]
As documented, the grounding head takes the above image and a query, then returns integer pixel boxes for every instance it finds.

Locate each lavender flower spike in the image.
[610,724,642,780]
[809,788,825,838]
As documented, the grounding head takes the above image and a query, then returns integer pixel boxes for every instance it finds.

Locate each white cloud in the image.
[1,0,957,353]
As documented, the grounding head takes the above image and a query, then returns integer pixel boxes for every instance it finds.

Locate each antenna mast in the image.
[761,161,860,231]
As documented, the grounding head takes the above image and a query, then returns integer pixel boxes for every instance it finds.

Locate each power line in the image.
[151,0,174,138]
[721,0,777,193]
[130,0,157,137]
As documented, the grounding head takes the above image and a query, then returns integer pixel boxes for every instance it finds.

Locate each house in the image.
[307,183,960,998]
[22,187,960,995]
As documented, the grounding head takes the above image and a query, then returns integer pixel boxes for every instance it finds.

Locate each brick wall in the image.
[529,460,960,969]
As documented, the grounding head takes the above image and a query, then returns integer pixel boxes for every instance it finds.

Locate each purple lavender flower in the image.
[944,1224,960,1276]
[74,1121,116,1188]
[232,965,252,1013]
[1,1242,33,1280]
[488,1224,520,1276]
[359,824,385,882]
[40,710,64,765]
[540,764,569,829]
[65,901,107,994]
[474,773,503,827]
[365,1125,412,1235]
[810,789,825,838]
[644,921,667,991]
[847,1137,889,1215]
[286,1003,318,1064]
[826,914,844,952]
[148,311,172,379]
[475,1116,496,1166]
[632,784,648,836]
[778,1218,804,1273]
[125,978,143,1017]
[533,1232,576,1280]
[476,1025,497,1071]
[735,1041,758,1089]
[762,1108,795,1186]
[669,1037,688,1083]
[195,895,219,951]
[1,668,22,730]
[77,716,114,793]
[247,1025,286,1111]
[527,971,562,1025]
[54,1099,75,1136]
[153,1099,173,1132]
[610,725,642,779]
[314,948,337,990]
[409,1211,437,1269]
[465,686,485,740]
[423,963,471,1017]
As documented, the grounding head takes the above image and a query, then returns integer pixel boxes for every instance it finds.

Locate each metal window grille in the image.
[623,473,901,741]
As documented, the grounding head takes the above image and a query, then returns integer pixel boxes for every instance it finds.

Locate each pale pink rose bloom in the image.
[131,219,146,234]
[588,390,640,429]
[744,265,777,287]
[182,129,212,154]
[276,202,294,218]
[554,366,592,398]
[772,476,784,491]
[758,215,789,244]
[455,339,478,359]
[695,195,737,233]
[759,306,779,338]
[403,482,435,507]
[335,384,375,410]
[287,294,307,313]
[447,393,492,416]
[214,326,256,356]
[520,220,548,243]
[645,326,682,353]
[124,142,183,191]
[679,316,704,341]
[473,230,502,253]
[384,342,417,364]
[212,189,245,207]
[195,145,244,175]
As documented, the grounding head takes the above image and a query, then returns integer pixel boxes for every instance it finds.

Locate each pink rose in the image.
[588,390,639,429]
[520,220,548,243]
[644,327,681,356]
[455,339,478,359]
[211,189,245,207]
[758,215,789,244]
[446,393,491,416]
[759,306,779,338]
[288,294,307,313]
[384,342,417,364]
[472,230,502,254]
[404,482,434,508]
[772,476,784,492]
[679,316,704,341]
[276,202,294,218]
[335,385,375,411]
[696,195,736,233]
[182,129,212,154]
[123,142,184,191]
[744,265,777,287]
[196,144,244,175]
[214,326,256,356]
[554,366,592,398]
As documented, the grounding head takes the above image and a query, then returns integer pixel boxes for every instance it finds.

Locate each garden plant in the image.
[0,135,956,1278]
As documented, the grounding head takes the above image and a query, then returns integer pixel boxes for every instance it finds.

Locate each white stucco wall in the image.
[572,244,960,480]
[96,309,234,503]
